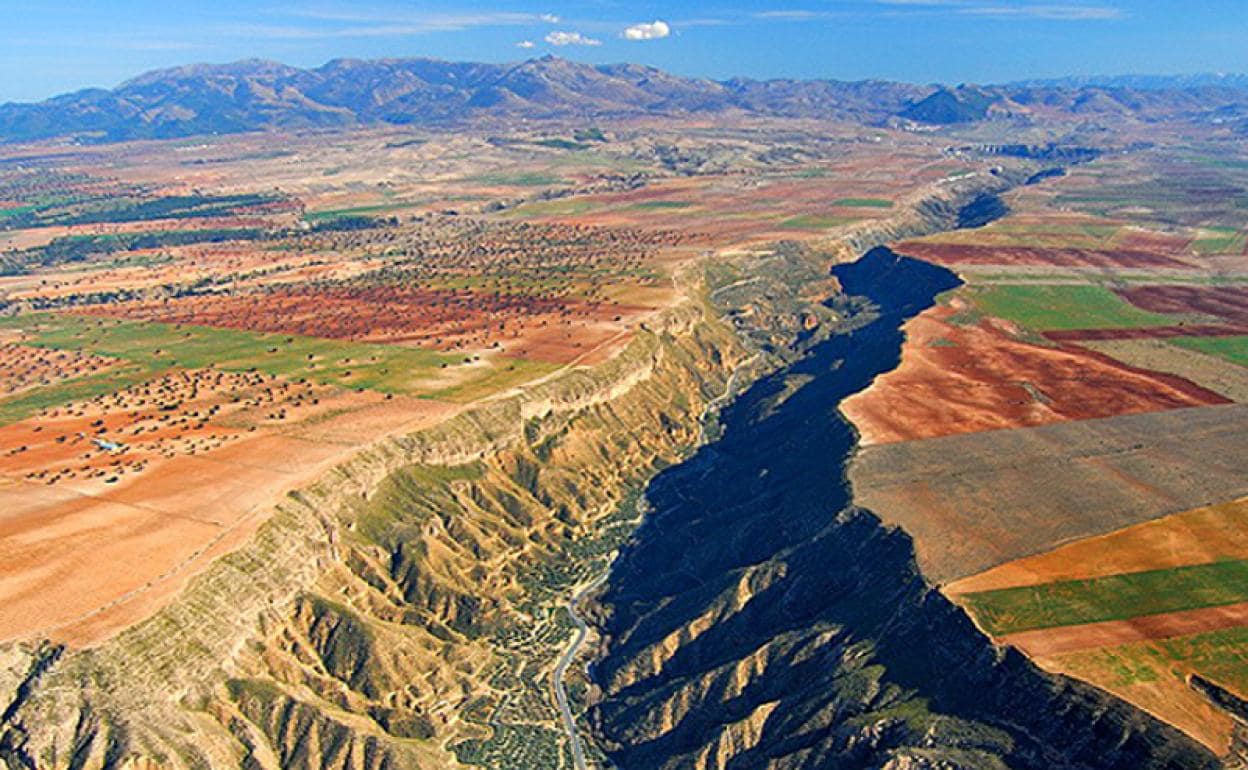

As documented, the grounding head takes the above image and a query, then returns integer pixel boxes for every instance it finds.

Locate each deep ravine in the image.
[584,247,1217,770]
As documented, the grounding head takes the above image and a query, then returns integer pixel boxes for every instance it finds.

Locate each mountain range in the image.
[3,56,1248,143]
[1012,73,1248,91]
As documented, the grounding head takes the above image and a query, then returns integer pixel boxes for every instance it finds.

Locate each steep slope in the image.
[0,159,1225,770]
[585,245,1216,770]
[0,259,759,769]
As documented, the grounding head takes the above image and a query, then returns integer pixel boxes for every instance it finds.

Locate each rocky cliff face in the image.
[584,252,1218,768]
[0,278,753,769]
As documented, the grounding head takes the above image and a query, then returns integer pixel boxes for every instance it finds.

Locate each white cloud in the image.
[540,13,560,23]
[545,30,601,46]
[622,19,671,40]
[516,40,535,48]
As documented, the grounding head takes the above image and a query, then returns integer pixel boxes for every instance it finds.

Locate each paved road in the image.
[553,571,610,770]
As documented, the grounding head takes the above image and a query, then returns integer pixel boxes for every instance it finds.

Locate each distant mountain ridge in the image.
[3,56,1248,143]
[1012,73,1248,91]
[0,56,926,143]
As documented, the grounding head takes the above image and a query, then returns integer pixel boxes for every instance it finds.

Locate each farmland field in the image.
[0,120,988,658]
[960,560,1248,636]
[1170,335,1248,367]
[844,140,1248,755]
[966,284,1185,330]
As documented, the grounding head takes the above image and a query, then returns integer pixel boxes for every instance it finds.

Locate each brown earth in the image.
[851,404,1248,584]
[1080,338,1248,402]
[0,368,344,487]
[1117,284,1248,326]
[1037,651,1236,755]
[841,303,1227,445]
[0,245,389,303]
[947,497,1248,594]
[74,287,649,363]
[0,373,458,647]
[999,601,1248,657]
[1110,227,1195,253]
[0,343,122,398]
[1044,325,1248,342]
[893,241,1196,269]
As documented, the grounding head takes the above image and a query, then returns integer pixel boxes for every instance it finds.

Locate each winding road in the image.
[553,571,610,770]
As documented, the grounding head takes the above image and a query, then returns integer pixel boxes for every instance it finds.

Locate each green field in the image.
[505,198,598,218]
[961,559,1248,636]
[968,284,1182,331]
[1056,625,1248,694]
[0,313,564,422]
[532,138,591,151]
[779,214,856,230]
[0,204,38,223]
[469,171,565,187]
[1169,335,1248,368]
[430,358,558,404]
[1189,226,1246,255]
[628,200,695,210]
[1,312,461,387]
[833,197,893,209]
[999,220,1119,245]
[0,363,158,425]
[0,309,564,423]
[304,203,423,222]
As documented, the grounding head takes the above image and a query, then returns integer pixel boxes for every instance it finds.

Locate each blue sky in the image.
[1,1,1245,103]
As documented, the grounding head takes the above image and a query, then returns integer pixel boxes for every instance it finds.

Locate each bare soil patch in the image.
[851,404,1248,583]
[895,242,1195,269]
[842,304,1226,445]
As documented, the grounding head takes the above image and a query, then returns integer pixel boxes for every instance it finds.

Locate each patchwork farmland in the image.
[0,121,982,653]
[846,140,1248,753]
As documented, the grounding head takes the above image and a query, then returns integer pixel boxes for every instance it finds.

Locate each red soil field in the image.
[0,367,458,646]
[842,303,1229,445]
[1044,325,1248,342]
[74,286,650,363]
[1000,601,1248,657]
[1117,285,1248,326]
[894,242,1195,269]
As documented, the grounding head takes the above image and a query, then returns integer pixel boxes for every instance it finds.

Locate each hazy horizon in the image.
[7,52,1248,107]
[3,0,1246,103]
